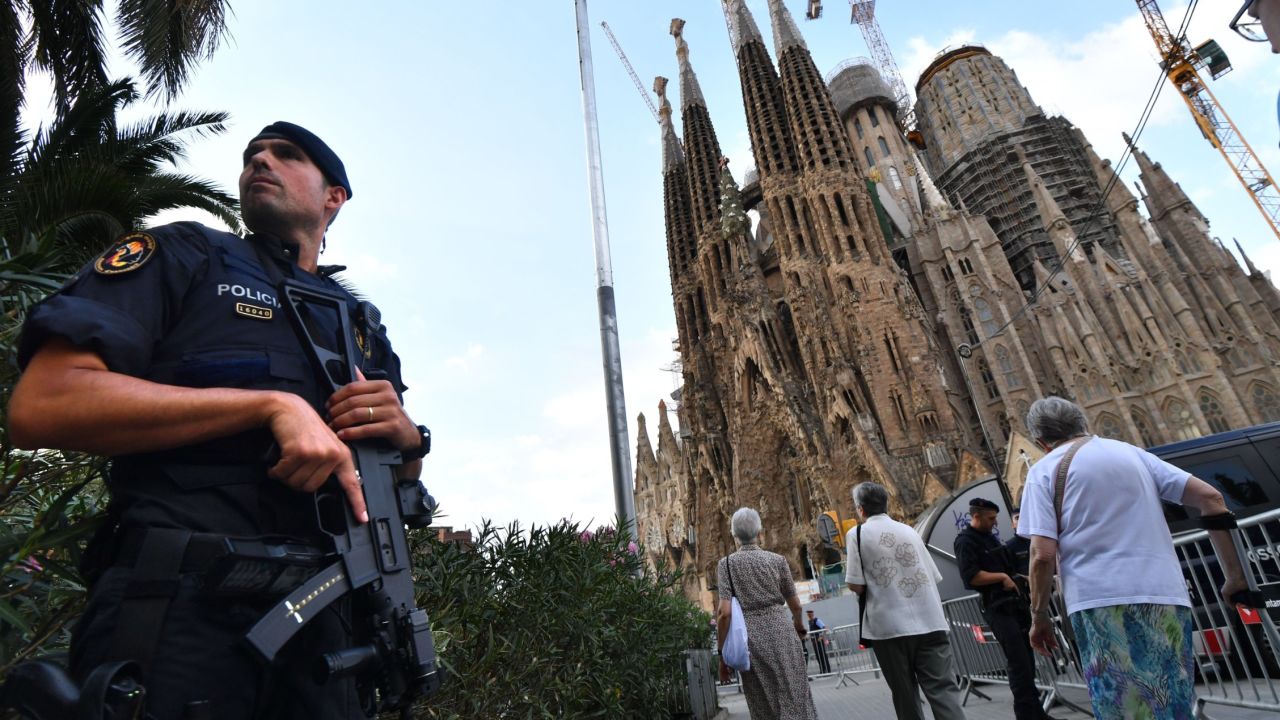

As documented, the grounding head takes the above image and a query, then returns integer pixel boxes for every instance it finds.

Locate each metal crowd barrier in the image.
[942,593,1089,714]
[807,623,881,685]
[714,622,881,695]
[1170,506,1280,716]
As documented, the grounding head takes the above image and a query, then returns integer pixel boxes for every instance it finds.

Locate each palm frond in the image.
[116,0,231,101]
[26,0,110,114]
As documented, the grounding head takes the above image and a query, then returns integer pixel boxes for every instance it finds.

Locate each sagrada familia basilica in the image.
[631,0,1280,608]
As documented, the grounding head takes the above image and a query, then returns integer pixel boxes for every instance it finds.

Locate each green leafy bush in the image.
[411,519,711,719]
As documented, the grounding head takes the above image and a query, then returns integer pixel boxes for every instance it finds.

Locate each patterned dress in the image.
[717,544,818,720]
[1070,604,1196,720]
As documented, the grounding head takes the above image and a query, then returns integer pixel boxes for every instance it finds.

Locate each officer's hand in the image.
[327,369,419,452]
[266,392,367,523]
[1000,573,1018,592]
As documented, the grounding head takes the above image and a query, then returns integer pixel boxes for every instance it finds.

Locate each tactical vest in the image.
[108,227,391,545]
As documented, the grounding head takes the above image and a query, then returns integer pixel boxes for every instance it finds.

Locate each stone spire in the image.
[1124,132,1199,221]
[671,18,725,239]
[723,0,764,53]
[671,19,705,111]
[656,399,675,440]
[655,76,684,174]
[1235,238,1262,275]
[636,412,654,463]
[766,0,808,54]
[916,152,953,220]
[725,0,798,177]
[766,0,857,173]
[656,74,698,298]
[1019,147,1085,263]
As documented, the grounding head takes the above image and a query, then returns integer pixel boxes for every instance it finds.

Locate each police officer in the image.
[1005,506,1031,581]
[8,122,431,719]
[954,498,1052,720]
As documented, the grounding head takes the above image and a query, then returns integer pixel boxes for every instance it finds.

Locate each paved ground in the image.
[717,673,1280,719]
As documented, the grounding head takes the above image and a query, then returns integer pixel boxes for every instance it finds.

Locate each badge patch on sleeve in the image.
[95,232,157,275]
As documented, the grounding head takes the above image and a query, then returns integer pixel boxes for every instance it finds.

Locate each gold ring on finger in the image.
[367,406,374,423]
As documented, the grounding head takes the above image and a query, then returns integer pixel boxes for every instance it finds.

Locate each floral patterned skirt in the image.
[1069,604,1195,720]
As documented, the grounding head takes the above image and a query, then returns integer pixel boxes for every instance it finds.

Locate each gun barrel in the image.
[316,645,380,684]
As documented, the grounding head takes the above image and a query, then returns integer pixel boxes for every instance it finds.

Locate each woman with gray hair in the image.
[1019,396,1248,720]
[715,507,817,719]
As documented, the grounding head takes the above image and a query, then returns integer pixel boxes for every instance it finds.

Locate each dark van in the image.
[1148,421,1280,676]
[1152,421,1280,534]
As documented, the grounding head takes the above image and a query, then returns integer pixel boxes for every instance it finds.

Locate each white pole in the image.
[574,0,637,540]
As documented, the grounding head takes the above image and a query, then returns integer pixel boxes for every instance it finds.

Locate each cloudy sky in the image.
[39,1,1280,533]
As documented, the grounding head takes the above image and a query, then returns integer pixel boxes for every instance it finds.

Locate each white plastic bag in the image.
[722,597,751,671]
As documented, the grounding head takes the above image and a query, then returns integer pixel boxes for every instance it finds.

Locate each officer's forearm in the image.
[969,570,1010,587]
[10,338,288,454]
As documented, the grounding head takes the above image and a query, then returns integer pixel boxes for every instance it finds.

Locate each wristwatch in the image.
[401,424,431,461]
[1032,607,1052,620]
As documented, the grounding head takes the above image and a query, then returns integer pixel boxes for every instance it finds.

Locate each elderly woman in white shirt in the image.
[1020,396,1248,720]
[846,482,966,720]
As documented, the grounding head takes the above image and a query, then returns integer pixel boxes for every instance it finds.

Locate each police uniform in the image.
[17,220,405,719]
[954,515,1048,720]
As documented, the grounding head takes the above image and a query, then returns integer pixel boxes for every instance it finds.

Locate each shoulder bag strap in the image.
[1053,436,1093,533]
[855,524,865,584]
[725,554,736,598]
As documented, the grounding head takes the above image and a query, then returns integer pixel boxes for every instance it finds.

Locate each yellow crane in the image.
[1137,0,1280,240]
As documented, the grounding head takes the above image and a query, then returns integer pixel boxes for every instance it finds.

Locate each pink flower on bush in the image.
[579,530,593,542]
[627,541,639,555]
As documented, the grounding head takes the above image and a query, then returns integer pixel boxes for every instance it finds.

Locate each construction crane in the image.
[848,1,917,135]
[600,21,660,124]
[808,1,919,140]
[1136,0,1280,240]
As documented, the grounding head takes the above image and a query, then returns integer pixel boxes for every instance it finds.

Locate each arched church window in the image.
[1250,382,1280,423]
[1096,413,1125,441]
[887,165,902,191]
[974,298,999,338]
[863,147,874,167]
[853,117,864,139]
[1131,408,1158,447]
[978,358,999,400]
[877,136,891,158]
[869,108,881,127]
[1198,389,1230,434]
[959,306,979,345]
[995,345,1020,388]
[1165,398,1199,441]
[1174,349,1190,375]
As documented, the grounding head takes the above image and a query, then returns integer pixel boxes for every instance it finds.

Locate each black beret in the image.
[250,121,352,199]
[969,497,999,512]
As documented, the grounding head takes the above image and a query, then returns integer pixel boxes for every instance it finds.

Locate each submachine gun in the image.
[244,279,443,717]
[1,281,442,719]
